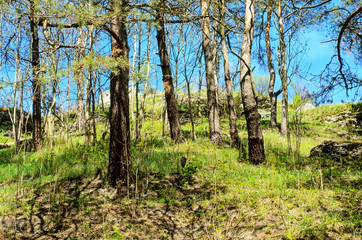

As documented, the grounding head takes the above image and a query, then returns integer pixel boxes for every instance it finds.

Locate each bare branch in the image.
[284,0,331,19]
[42,19,78,49]
[320,38,337,43]
[337,5,362,91]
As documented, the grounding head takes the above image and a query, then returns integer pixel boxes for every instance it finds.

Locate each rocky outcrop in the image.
[298,102,315,111]
[0,111,12,126]
[310,141,362,160]
[0,109,33,132]
[325,111,362,130]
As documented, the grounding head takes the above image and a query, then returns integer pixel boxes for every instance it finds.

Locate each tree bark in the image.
[130,26,137,139]
[139,23,151,140]
[91,71,97,146]
[277,1,289,137]
[212,4,220,93]
[75,30,85,132]
[108,0,132,189]
[265,0,281,128]
[201,0,221,144]
[85,67,92,145]
[240,0,265,164]
[182,33,197,141]
[135,27,141,142]
[219,0,240,148]
[29,0,42,151]
[155,2,183,143]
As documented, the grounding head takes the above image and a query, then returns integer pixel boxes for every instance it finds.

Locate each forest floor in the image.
[0,100,361,239]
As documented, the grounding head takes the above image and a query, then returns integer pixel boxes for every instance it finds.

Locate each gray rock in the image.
[3,130,13,138]
[299,102,315,111]
[325,111,362,129]
[0,109,33,132]
[258,109,271,119]
[310,141,362,160]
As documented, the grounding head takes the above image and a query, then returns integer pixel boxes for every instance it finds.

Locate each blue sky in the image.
[300,29,360,103]
[1,2,360,110]
[253,26,361,104]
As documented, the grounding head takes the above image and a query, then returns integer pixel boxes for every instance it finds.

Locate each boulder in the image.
[298,102,315,111]
[258,109,271,119]
[310,141,362,160]
[257,96,271,110]
[0,109,33,132]
[325,111,362,130]
[3,130,13,138]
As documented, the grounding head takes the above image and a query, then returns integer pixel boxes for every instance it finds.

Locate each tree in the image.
[201,0,222,144]
[335,5,362,91]
[107,0,133,188]
[276,0,289,137]
[239,0,265,164]
[319,2,362,100]
[219,0,240,147]
[181,24,198,141]
[155,0,184,143]
[75,29,86,132]
[139,23,152,141]
[265,0,281,128]
[22,0,134,188]
[29,0,42,151]
[273,0,331,136]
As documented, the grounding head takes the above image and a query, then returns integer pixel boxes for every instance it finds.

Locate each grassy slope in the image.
[0,97,361,239]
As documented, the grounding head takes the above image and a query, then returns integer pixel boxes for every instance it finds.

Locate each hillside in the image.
[0,98,361,239]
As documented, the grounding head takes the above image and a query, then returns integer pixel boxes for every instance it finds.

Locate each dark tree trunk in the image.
[240,0,265,164]
[29,0,42,151]
[219,0,240,148]
[265,0,281,128]
[155,2,183,143]
[201,0,221,144]
[91,71,97,146]
[108,0,132,189]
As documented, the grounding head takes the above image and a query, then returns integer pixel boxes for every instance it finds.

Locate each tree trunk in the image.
[240,0,265,164]
[85,68,92,146]
[85,26,95,145]
[277,1,289,137]
[108,0,132,189]
[130,26,137,139]
[219,0,240,148]
[155,2,183,143]
[91,71,97,146]
[201,0,221,144]
[75,30,85,132]
[182,38,197,140]
[17,78,24,150]
[11,21,21,154]
[212,4,220,91]
[29,0,42,151]
[139,23,151,140]
[265,0,281,128]
[135,27,141,142]
[47,75,57,150]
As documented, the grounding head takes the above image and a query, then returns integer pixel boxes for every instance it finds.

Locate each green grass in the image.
[0,100,361,239]
[302,102,360,122]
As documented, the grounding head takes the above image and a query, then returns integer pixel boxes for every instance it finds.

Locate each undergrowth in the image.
[0,101,361,239]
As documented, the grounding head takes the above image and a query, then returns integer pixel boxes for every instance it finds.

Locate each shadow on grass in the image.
[2,175,105,239]
[2,157,219,239]
[0,147,13,165]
